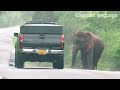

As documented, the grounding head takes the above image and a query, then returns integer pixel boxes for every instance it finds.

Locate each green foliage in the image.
[0,11,32,28]
[110,32,120,71]
[32,11,57,22]
[96,31,120,71]
[56,11,120,70]
[0,11,6,15]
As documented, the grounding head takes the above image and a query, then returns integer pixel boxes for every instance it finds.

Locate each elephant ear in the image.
[85,32,92,41]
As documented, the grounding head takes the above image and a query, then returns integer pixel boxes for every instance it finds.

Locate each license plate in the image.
[38,49,47,55]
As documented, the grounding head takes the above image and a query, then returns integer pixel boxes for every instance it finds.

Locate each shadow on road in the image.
[23,67,53,69]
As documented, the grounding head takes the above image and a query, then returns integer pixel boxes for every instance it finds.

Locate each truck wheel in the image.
[15,50,24,68]
[53,55,64,69]
[53,61,57,69]
[57,55,64,69]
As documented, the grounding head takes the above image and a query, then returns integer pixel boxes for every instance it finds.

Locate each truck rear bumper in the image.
[21,49,64,54]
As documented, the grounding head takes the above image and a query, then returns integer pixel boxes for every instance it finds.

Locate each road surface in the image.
[1,26,120,79]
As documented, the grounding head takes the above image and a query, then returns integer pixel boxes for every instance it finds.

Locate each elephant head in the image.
[72,31,92,50]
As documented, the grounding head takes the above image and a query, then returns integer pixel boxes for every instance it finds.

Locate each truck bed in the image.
[20,24,63,34]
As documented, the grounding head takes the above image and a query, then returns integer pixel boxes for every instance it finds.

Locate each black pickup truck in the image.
[14,21,64,69]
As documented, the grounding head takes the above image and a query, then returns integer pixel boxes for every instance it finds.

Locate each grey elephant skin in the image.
[71,31,104,70]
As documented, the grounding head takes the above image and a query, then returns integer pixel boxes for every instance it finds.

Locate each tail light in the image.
[60,34,65,43]
[19,34,24,49]
[60,34,65,49]
[19,34,24,42]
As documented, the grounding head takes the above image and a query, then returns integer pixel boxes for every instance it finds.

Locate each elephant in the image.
[71,31,104,70]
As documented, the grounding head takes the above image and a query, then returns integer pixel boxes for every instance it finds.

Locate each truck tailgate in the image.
[22,34,62,48]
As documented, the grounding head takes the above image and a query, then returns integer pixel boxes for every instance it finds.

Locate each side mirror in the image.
[14,33,18,37]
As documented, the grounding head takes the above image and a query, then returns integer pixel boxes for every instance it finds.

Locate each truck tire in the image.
[53,55,64,69]
[53,61,57,69]
[15,50,24,68]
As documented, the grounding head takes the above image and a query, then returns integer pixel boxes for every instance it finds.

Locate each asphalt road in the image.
[1,26,120,79]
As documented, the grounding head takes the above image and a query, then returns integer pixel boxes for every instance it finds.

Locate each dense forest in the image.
[0,11,120,71]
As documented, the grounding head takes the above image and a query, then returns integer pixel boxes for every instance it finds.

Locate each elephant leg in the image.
[87,48,94,70]
[71,45,78,68]
[81,51,87,69]
[93,45,104,70]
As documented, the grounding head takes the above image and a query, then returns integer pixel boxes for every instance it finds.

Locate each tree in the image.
[32,11,56,22]
[0,11,6,15]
